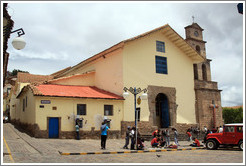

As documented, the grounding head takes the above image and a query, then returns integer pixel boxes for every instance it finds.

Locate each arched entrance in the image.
[155,93,170,128]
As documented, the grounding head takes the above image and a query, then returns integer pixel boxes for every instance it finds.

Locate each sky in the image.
[3,1,244,107]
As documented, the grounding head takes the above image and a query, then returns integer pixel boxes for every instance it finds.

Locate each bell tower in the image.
[185,22,211,81]
[185,22,207,58]
[184,20,223,130]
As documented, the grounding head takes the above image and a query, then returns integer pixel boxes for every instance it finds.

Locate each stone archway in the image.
[147,85,177,128]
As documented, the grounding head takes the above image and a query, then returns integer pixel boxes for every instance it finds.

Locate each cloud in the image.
[6,2,244,107]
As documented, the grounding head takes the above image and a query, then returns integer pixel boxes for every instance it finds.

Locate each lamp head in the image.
[12,37,26,50]
[123,91,129,99]
[141,92,148,100]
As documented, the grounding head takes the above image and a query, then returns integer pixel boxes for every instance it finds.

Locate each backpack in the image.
[101,124,106,131]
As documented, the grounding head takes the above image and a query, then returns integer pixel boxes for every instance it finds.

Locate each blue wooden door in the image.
[161,96,169,128]
[49,118,59,138]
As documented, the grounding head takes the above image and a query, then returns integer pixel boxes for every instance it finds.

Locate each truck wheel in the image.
[238,141,243,151]
[206,140,217,150]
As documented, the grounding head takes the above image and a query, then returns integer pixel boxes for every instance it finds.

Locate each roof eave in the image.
[162,25,205,63]
[33,94,124,100]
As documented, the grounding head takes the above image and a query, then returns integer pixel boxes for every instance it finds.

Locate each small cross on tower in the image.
[192,16,195,23]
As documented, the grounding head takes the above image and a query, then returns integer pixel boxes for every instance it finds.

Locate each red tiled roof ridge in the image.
[17,72,54,83]
[27,84,124,100]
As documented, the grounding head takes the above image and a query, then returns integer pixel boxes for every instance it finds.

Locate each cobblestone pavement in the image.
[2,123,244,164]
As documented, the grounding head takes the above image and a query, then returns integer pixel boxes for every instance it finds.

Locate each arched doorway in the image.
[155,93,169,128]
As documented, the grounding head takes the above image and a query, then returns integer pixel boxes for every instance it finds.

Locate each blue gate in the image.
[49,117,59,138]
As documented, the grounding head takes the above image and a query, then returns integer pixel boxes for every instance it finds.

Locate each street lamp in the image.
[123,87,148,150]
[11,28,26,50]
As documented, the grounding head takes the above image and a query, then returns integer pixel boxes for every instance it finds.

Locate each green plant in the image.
[223,107,243,124]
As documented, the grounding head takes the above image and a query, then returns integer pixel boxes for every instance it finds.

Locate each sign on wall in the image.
[41,100,51,104]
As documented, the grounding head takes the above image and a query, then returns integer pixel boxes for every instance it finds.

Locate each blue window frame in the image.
[156,41,165,53]
[156,56,168,74]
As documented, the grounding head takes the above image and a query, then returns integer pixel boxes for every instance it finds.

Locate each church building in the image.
[13,22,223,139]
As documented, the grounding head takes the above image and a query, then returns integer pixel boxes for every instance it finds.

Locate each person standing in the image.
[75,122,80,140]
[164,129,170,147]
[219,126,223,133]
[101,120,109,149]
[203,126,208,134]
[130,127,136,150]
[123,126,131,149]
[186,129,192,142]
[172,128,179,146]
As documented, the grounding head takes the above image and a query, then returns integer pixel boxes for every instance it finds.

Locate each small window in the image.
[193,64,198,80]
[224,126,235,133]
[23,99,25,112]
[40,105,44,108]
[237,126,243,133]
[77,104,86,115]
[104,105,113,116]
[52,107,57,110]
[196,45,201,54]
[156,41,165,53]
[156,56,168,74]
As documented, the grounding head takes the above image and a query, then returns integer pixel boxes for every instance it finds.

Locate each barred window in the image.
[104,105,113,116]
[77,104,86,115]
[156,41,165,53]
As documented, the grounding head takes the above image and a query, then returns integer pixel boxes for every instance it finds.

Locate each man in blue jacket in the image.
[101,120,109,149]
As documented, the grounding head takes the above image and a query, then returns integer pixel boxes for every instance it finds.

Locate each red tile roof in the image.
[29,84,124,100]
[17,72,53,83]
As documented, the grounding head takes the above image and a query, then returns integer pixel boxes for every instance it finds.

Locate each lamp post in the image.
[123,87,148,150]
[11,28,26,50]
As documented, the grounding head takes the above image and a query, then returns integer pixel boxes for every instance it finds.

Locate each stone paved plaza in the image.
[2,123,244,164]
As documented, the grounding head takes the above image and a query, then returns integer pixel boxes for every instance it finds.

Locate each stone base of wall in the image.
[121,121,157,138]
[10,120,204,141]
[10,120,121,139]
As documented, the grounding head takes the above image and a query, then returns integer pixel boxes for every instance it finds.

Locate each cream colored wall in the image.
[35,96,123,131]
[123,31,196,124]
[3,98,7,113]
[10,83,30,121]
[18,89,36,124]
[61,49,124,96]
[10,92,19,120]
[50,72,95,86]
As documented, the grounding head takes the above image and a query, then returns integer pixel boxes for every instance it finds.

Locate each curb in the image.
[59,147,205,155]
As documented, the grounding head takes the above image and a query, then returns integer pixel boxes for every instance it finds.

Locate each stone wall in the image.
[147,85,177,127]
[195,80,223,130]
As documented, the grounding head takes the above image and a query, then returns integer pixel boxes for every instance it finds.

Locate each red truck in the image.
[205,123,243,151]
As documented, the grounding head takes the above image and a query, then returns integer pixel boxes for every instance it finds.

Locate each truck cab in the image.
[205,123,243,150]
